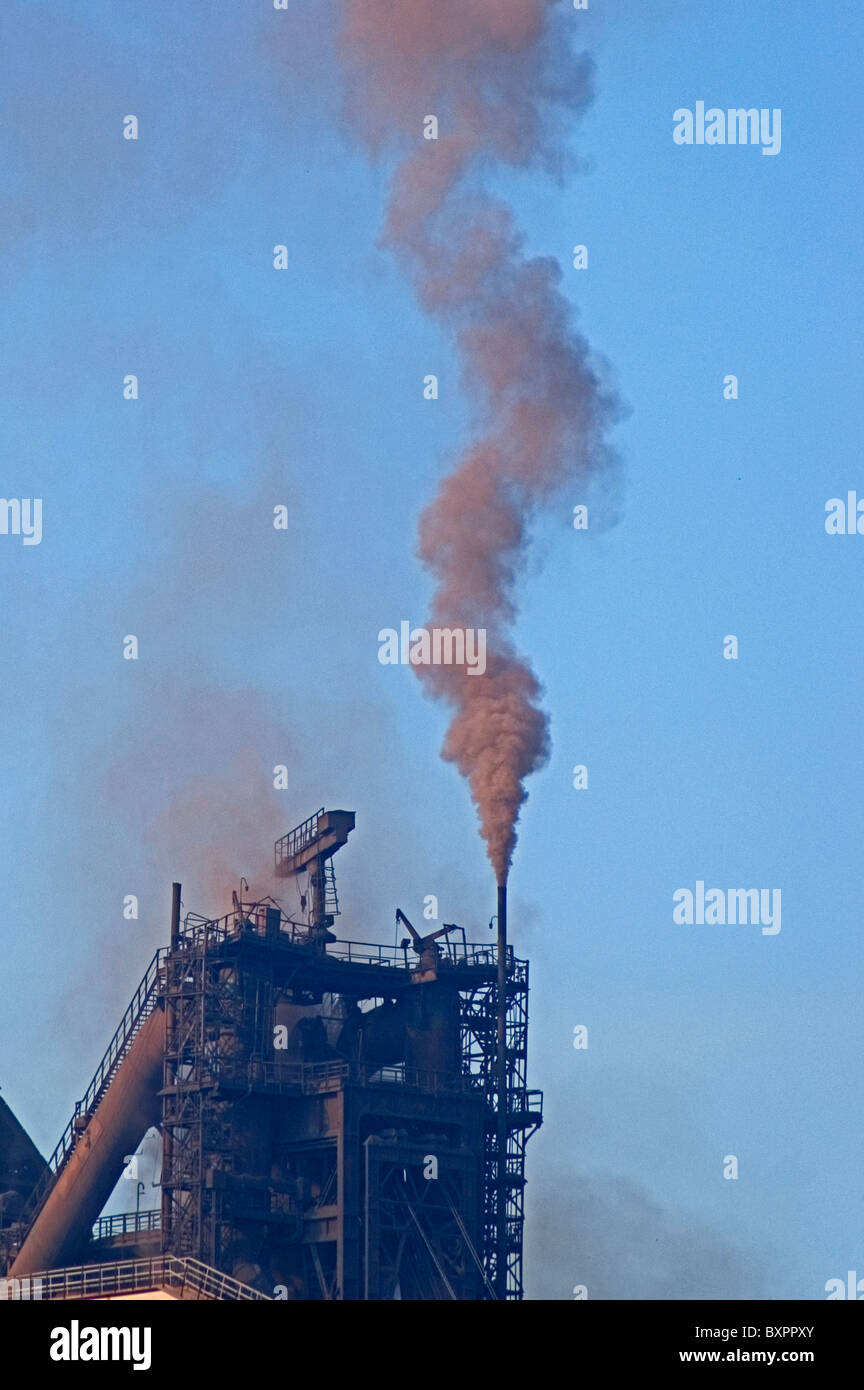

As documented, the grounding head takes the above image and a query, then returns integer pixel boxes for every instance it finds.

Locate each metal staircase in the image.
[14,948,167,1248]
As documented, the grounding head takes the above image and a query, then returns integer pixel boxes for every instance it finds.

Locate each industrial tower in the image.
[2,811,542,1300]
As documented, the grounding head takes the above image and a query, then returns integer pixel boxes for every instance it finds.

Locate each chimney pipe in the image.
[495,880,508,1299]
[170,882,181,951]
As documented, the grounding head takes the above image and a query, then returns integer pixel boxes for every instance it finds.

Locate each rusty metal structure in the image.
[1,810,541,1299]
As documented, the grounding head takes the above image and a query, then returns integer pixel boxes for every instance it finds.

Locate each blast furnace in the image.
[2,810,541,1300]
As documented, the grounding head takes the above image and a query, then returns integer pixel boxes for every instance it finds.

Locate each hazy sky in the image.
[1,0,862,1300]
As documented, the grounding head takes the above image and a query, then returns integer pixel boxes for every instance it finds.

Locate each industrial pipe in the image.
[495,881,508,1300]
[170,882,182,951]
[9,1007,164,1278]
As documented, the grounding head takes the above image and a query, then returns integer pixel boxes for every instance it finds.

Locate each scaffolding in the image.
[460,952,543,1299]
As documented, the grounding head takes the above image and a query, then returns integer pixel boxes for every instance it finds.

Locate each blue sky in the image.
[1,0,862,1299]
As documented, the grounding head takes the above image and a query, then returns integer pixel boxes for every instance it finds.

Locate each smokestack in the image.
[170,882,181,951]
[495,878,508,1299]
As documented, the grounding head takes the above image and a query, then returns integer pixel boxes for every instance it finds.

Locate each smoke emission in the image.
[342,0,622,881]
[527,1170,768,1300]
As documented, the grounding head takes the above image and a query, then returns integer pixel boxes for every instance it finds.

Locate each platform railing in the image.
[1,1255,270,1301]
[248,1058,473,1095]
[177,905,521,977]
[275,807,324,867]
[91,1209,161,1241]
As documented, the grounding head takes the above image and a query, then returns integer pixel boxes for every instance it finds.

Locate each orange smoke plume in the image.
[342,0,622,881]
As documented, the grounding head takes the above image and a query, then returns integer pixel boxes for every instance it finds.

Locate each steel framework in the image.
[155,899,542,1298]
[4,840,542,1300]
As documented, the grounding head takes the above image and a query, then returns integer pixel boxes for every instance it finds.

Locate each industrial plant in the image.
[1,809,541,1301]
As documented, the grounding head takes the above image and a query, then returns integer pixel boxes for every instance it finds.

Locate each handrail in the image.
[1,1254,270,1301]
[247,1058,473,1095]
[176,906,523,977]
[275,807,324,866]
[91,1210,161,1241]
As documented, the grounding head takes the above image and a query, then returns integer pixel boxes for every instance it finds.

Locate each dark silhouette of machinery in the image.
[1,810,541,1300]
[395,909,461,983]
